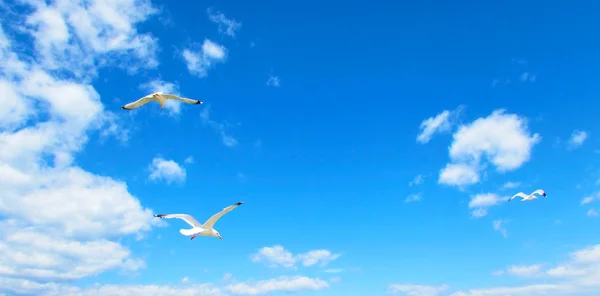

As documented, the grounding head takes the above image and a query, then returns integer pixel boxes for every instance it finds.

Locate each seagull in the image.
[120,92,203,110]
[154,201,243,240]
[508,189,547,202]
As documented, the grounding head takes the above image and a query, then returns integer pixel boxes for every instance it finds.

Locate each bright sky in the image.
[1,0,599,295]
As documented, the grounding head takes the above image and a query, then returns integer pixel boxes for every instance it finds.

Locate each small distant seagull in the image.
[508,189,547,202]
[121,92,203,110]
[154,201,244,240]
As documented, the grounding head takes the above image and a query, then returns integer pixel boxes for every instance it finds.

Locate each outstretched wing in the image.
[202,201,244,229]
[162,94,203,105]
[531,189,546,197]
[154,214,202,228]
[508,192,528,202]
[122,94,155,110]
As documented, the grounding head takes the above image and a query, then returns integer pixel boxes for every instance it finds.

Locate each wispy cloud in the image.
[469,193,506,218]
[416,106,463,144]
[267,75,280,87]
[405,193,422,203]
[501,181,521,190]
[251,245,341,269]
[200,105,238,147]
[493,219,509,238]
[409,174,424,186]
[568,130,588,149]
[207,8,241,38]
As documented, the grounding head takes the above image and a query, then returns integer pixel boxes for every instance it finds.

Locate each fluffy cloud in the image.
[251,245,340,269]
[568,130,588,149]
[416,106,463,144]
[387,284,449,296]
[200,105,238,147]
[182,39,228,77]
[438,109,541,187]
[468,193,505,218]
[0,0,160,293]
[148,157,186,184]
[207,9,241,38]
[402,243,600,296]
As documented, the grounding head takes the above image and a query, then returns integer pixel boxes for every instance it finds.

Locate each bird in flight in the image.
[154,201,244,240]
[121,92,203,110]
[507,189,547,202]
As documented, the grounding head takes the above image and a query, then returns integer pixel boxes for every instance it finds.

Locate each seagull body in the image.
[508,189,547,202]
[121,92,203,110]
[154,201,243,240]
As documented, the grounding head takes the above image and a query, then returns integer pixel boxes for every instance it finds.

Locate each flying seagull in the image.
[154,201,243,240]
[508,189,547,202]
[121,92,203,110]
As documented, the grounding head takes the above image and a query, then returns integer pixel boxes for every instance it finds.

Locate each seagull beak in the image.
[218,235,222,240]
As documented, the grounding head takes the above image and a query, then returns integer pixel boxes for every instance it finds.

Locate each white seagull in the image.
[121,92,203,110]
[508,189,547,202]
[154,201,243,240]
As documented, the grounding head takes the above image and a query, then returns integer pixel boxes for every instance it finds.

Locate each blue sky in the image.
[1,0,600,295]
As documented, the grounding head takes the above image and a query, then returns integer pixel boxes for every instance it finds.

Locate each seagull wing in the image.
[122,94,155,110]
[531,189,546,197]
[202,201,244,229]
[154,214,202,228]
[161,94,203,105]
[508,192,528,202]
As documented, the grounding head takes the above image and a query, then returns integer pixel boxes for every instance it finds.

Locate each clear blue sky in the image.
[1,0,600,295]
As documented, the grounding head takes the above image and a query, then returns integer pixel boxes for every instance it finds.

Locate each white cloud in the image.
[184,156,195,164]
[388,284,449,296]
[416,106,463,144]
[207,9,241,38]
[581,192,600,205]
[251,245,340,269]
[0,1,161,292]
[439,163,480,187]
[492,219,508,238]
[148,157,186,184]
[449,244,600,295]
[324,268,344,273]
[439,109,541,187]
[139,79,183,115]
[568,130,588,149]
[405,193,422,203]
[225,276,329,295]
[200,105,238,147]
[409,174,424,186]
[468,193,505,218]
[266,75,280,87]
[20,0,159,78]
[520,72,536,82]
[507,265,541,277]
[587,209,598,217]
[501,181,521,190]
[182,39,227,77]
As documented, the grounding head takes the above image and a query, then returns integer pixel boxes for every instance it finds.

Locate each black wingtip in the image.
[236,201,244,206]
[154,214,166,218]
[121,106,129,110]
[196,100,203,104]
